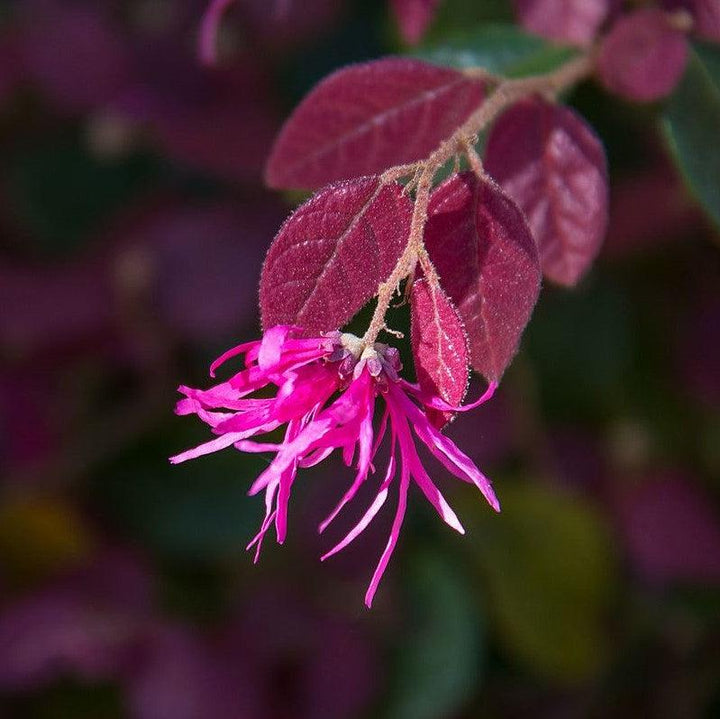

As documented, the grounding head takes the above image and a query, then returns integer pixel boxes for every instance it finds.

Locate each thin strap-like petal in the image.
[400,379,498,412]
[389,384,500,511]
[391,404,465,534]
[169,431,246,464]
[209,339,258,377]
[320,434,397,560]
[364,463,410,609]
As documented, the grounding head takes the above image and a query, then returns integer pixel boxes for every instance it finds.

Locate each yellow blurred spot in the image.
[0,496,94,582]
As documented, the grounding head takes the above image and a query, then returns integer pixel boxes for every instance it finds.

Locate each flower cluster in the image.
[171,326,498,607]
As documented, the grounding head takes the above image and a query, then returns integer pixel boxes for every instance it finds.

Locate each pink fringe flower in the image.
[171,326,499,607]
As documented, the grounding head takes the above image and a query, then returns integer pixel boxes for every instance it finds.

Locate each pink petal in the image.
[364,464,411,608]
[209,339,259,377]
[169,432,249,464]
[321,430,398,560]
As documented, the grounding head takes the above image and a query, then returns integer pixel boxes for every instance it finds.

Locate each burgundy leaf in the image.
[265,58,484,189]
[598,8,689,102]
[410,278,469,428]
[424,172,541,383]
[390,0,441,45]
[260,176,412,332]
[484,98,608,287]
[514,0,610,46]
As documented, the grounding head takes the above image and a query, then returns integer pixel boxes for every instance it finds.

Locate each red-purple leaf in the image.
[410,278,469,428]
[424,172,541,383]
[484,98,608,287]
[598,9,688,102]
[513,0,610,46]
[265,58,484,189]
[260,176,412,332]
[390,0,441,45]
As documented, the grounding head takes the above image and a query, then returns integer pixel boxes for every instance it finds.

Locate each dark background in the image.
[1,1,719,717]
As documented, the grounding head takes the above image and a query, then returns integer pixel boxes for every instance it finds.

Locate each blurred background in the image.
[1,0,719,717]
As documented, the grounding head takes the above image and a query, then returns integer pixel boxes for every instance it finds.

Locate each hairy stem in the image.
[362,53,593,346]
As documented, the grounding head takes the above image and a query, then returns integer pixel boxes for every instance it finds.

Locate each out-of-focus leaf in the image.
[415,23,577,77]
[386,548,484,719]
[260,177,412,332]
[100,448,264,559]
[663,43,720,228]
[485,98,609,286]
[598,8,688,102]
[524,279,633,421]
[391,0,441,45]
[694,0,720,41]
[265,58,484,189]
[618,471,720,585]
[424,172,541,383]
[0,497,93,579]
[474,483,616,683]
[410,278,469,428]
[20,4,133,113]
[7,136,155,255]
[513,0,609,47]
[0,552,152,691]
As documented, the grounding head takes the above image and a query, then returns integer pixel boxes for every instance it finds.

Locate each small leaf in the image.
[484,98,608,286]
[424,172,540,383]
[391,0,441,45]
[260,176,413,332]
[386,548,484,719]
[513,0,609,47]
[416,23,577,77]
[265,58,484,189]
[598,8,689,102]
[663,43,720,228]
[410,278,469,428]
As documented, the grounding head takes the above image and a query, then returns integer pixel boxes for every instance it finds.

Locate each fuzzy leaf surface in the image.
[411,278,469,428]
[424,172,540,383]
[265,58,484,189]
[260,176,412,332]
[484,98,608,287]
[598,8,688,102]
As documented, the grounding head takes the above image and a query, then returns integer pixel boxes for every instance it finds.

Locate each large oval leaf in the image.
[484,98,608,287]
[410,278,470,428]
[424,172,541,383]
[260,176,413,332]
[265,58,484,189]
[663,42,720,229]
